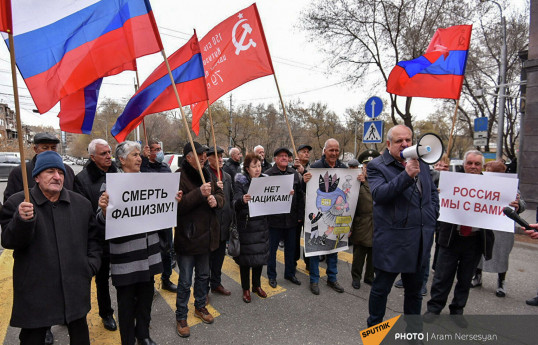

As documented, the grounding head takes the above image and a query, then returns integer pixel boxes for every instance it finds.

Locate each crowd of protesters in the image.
[0,130,535,345]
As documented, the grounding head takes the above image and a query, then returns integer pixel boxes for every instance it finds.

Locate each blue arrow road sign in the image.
[365,96,383,118]
[363,120,384,143]
[474,117,488,132]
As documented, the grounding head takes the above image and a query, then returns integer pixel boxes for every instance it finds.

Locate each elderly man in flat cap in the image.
[4,132,75,203]
[264,147,304,289]
[0,151,101,345]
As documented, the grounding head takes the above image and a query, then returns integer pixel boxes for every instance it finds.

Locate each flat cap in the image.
[33,132,60,144]
[273,147,292,157]
[183,141,205,155]
[297,144,312,152]
[207,146,224,156]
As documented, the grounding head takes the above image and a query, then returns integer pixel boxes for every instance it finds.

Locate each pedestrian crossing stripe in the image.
[363,121,383,143]
[0,246,354,343]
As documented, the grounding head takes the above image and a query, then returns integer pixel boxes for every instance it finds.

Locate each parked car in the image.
[163,153,184,172]
[0,154,20,180]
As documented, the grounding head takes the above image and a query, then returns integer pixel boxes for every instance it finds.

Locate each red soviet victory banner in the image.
[190,3,275,134]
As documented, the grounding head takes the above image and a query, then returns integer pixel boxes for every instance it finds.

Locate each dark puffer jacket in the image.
[233,173,269,267]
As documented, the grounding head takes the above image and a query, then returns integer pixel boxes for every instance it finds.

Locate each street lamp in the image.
[481,0,507,160]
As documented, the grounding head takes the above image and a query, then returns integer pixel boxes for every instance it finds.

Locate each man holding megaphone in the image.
[366,125,440,330]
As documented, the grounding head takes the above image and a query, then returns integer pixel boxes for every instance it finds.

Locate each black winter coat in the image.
[74,160,118,212]
[74,160,118,254]
[233,173,269,267]
[208,167,234,242]
[4,154,75,202]
[261,158,272,173]
[141,156,172,173]
[223,159,241,182]
[175,159,224,255]
[0,186,101,328]
[436,222,495,260]
[264,165,304,228]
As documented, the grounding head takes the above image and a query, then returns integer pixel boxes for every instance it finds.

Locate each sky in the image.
[0,0,528,130]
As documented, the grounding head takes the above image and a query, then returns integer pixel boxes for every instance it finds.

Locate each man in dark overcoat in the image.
[423,150,495,328]
[265,147,304,289]
[366,125,439,328]
[223,147,242,181]
[74,138,118,331]
[0,150,101,345]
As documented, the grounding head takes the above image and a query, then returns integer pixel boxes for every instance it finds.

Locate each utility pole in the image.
[481,0,507,160]
[354,120,357,158]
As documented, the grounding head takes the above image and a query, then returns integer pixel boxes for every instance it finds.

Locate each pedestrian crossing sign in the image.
[363,120,383,143]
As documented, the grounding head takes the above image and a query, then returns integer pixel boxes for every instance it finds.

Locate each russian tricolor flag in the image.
[4,0,163,114]
[387,25,472,100]
[58,60,136,134]
[111,32,208,142]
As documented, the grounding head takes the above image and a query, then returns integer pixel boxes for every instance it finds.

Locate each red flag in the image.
[0,0,12,33]
[386,25,472,99]
[190,3,274,134]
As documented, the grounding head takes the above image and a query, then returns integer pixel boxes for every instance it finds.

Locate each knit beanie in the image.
[32,151,66,177]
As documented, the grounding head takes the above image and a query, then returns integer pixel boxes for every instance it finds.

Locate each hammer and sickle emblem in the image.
[232,19,257,55]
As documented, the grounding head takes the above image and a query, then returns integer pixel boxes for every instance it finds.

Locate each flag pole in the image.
[446,98,460,158]
[273,74,297,158]
[7,33,30,202]
[134,70,148,146]
[207,101,221,181]
[160,50,206,183]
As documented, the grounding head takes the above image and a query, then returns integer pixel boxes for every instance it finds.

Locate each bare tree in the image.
[458,3,528,159]
[301,0,473,131]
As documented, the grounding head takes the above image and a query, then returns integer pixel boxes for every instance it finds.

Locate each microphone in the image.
[503,207,535,231]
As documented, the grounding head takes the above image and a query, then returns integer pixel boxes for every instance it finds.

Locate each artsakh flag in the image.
[2,0,163,114]
[190,3,274,135]
[386,25,472,99]
[0,0,12,33]
[111,32,208,142]
[58,60,136,134]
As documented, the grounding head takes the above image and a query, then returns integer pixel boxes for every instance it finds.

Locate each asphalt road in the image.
[0,165,537,344]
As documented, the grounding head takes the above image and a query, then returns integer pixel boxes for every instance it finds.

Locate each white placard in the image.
[247,175,294,217]
[438,171,518,232]
[482,171,518,179]
[105,173,180,239]
[304,168,361,257]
